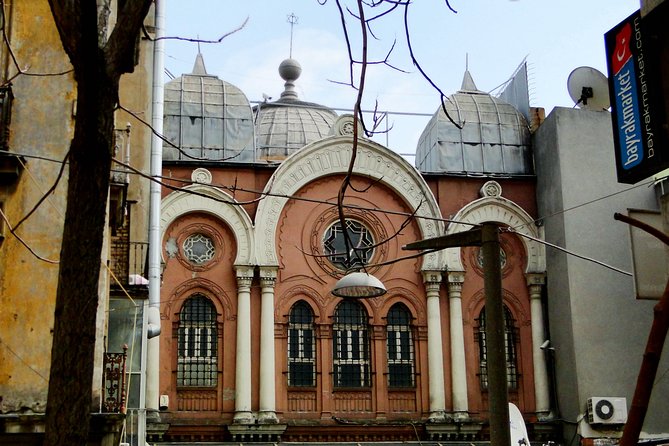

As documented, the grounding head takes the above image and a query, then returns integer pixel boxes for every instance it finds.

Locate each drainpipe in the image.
[146,0,165,415]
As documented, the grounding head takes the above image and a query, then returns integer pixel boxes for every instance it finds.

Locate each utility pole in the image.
[404,222,511,446]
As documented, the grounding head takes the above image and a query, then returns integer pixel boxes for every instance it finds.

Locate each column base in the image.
[233,411,255,425]
[428,410,448,423]
[257,410,279,424]
[536,410,554,421]
[452,410,469,421]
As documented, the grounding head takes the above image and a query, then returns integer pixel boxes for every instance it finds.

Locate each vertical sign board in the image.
[605,6,669,184]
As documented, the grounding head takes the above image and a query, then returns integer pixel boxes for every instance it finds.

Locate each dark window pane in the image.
[333,301,370,388]
[287,301,316,387]
[477,305,518,390]
[177,295,218,387]
[388,364,413,387]
[386,303,415,388]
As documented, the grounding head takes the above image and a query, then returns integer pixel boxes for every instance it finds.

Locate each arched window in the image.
[333,300,370,388]
[476,305,519,390]
[287,301,316,387]
[177,295,218,387]
[386,303,415,388]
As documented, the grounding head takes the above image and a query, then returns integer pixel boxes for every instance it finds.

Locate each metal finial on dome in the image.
[461,69,478,91]
[279,58,302,100]
[287,13,298,59]
[192,52,207,75]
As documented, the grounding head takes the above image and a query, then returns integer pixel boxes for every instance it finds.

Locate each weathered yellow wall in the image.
[0,0,154,414]
[0,0,75,413]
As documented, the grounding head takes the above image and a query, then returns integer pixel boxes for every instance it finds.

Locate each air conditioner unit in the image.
[587,397,628,424]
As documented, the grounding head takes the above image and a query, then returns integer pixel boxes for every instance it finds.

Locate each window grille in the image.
[476,305,519,390]
[323,219,374,270]
[287,301,316,387]
[386,303,415,388]
[333,300,370,388]
[177,295,218,387]
[183,233,215,265]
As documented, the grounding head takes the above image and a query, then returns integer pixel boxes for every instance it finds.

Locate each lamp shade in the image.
[331,272,386,298]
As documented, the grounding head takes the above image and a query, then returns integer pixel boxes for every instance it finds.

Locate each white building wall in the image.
[534,107,669,438]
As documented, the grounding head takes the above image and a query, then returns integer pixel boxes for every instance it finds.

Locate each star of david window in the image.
[477,246,507,269]
[183,233,215,265]
[323,219,374,271]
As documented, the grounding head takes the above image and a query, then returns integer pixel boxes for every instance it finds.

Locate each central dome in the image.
[254,58,337,162]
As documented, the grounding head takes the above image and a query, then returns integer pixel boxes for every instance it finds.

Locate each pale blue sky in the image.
[163,0,639,155]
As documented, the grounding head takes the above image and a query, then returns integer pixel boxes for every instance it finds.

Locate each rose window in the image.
[183,233,215,265]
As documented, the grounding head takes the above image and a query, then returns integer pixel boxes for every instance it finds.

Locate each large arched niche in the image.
[161,183,255,266]
[445,195,545,274]
[254,133,445,271]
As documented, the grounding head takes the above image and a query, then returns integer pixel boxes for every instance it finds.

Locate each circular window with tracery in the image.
[183,233,216,265]
[323,219,375,271]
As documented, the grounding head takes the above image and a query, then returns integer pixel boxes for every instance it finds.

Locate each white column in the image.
[424,271,446,422]
[447,271,469,418]
[234,267,254,424]
[527,273,551,417]
[258,267,279,424]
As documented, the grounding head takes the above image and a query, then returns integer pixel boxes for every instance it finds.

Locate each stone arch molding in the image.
[445,196,545,274]
[161,183,255,266]
[254,135,445,270]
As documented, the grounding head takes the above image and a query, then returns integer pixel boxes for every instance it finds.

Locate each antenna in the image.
[287,13,298,58]
[567,66,610,110]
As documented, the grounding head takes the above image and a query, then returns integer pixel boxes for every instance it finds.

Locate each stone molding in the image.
[254,136,445,270]
[161,184,255,266]
[445,196,546,274]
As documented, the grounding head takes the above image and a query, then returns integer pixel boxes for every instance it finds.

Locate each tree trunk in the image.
[43,67,118,445]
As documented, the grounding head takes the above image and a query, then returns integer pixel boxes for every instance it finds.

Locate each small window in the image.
[177,295,218,387]
[333,300,370,388]
[476,305,519,390]
[183,233,215,265]
[323,219,374,270]
[287,301,316,387]
[386,303,415,388]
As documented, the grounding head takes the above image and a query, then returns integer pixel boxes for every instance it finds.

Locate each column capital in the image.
[447,270,466,285]
[422,270,443,285]
[260,266,278,288]
[259,266,278,280]
[235,264,255,279]
[236,266,254,288]
[526,272,546,286]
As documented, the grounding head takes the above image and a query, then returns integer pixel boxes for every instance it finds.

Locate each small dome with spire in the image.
[254,58,337,162]
[415,69,532,176]
[163,53,255,162]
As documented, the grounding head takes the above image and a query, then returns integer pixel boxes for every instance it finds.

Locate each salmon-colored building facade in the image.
[152,55,553,443]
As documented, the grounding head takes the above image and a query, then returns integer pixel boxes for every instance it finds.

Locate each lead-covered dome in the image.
[163,53,255,162]
[254,58,337,162]
[415,70,532,176]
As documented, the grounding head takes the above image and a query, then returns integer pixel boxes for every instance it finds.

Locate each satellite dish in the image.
[567,66,610,110]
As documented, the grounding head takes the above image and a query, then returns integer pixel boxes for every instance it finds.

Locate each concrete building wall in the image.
[534,107,669,436]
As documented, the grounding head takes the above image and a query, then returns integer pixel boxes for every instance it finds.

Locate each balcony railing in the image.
[110,240,149,287]
[102,345,127,413]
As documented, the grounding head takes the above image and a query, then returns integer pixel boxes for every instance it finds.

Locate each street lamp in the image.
[331,271,387,298]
